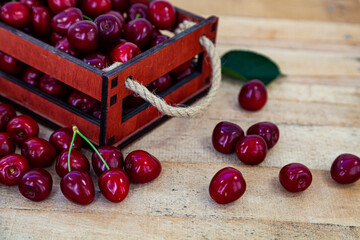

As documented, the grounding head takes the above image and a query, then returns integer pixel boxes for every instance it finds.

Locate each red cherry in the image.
[1,2,31,29]
[91,146,124,176]
[54,37,81,57]
[6,115,39,145]
[20,0,44,10]
[235,135,267,165]
[172,64,194,82]
[110,42,141,63]
[0,154,30,186]
[39,74,68,99]
[170,59,192,76]
[209,167,246,204]
[331,153,360,184]
[147,0,176,30]
[238,79,267,111]
[67,91,97,113]
[67,20,99,52]
[60,170,95,205]
[21,137,57,168]
[0,103,16,132]
[0,132,16,158]
[149,34,169,48]
[21,67,43,87]
[50,31,64,45]
[147,73,172,93]
[47,0,76,14]
[18,168,52,202]
[246,122,280,149]
[94,13,123,44]
[212,121,244,154]
[51,7,83,36]
[279,163,312,192]
[83,52,111,69]
[127,3,147,21]
[56,149,90,177]
[124,18,152,49]
[80,0,112,19]
[106,10,125,27]
[98,168,129,202]
[111,0,128,12]
[31,6,52,37]
[49,127,82,152]
[124,150,161,183]
[0,51,25,76]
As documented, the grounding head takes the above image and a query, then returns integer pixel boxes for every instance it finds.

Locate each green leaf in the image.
[221,50,284,85]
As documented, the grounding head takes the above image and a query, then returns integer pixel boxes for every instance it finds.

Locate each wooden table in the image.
[1,0,360,239]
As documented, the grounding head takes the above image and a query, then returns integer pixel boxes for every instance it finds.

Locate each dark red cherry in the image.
[83,52,110,69]
[105,10,125,27]
[54,37,81,57]
[92,102,101,119]
[151,28,161,38]
[20,0,44,10]
[170,59,192,76]
[47,0,76,14]
[147,73,172,94]
[172,64,195,82]
[21,67,43,87]
[81,0,112,19]
[21,137,57,168]
[60,170,95,205]
[238,79,267,111]
[0,132,15,158]
[0,153,30,186]
[99,168,129,202]
[6,115,39,145]
[49,127,82,152]
[51,7,83,36]
[39,75,68,99]
[56,149,90,177]
[111,0,127,12]
[91,146,123,176]
[50,31,64,45]
[110,42,141,63]
[123,92,144,109]
[94,14,123,44]
[209,167,246,204]
[235,135,267,165]
[149,34,169,48]
[124,150,161,183]
[1,2,31,29]
[279,163,312,192]
[67,20,99,52]
[0,51,25,76]
[0,103,16,132]
[127,3,147,21]
[331,153,360,184]
[18,168,52,201]
[246,122,279,149]
[31,6,52,37]
[147,0,176,30]
[212,121,244,154]
[67,91,97,113]
[124,18,152,49]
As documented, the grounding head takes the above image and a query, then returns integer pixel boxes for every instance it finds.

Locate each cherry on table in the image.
[39,75,68,99]
[110,42,141,63]
[6,115,39,145]
[331,153,360,184]
[236,135,267,165]
[0,132,16,158]
[31,6,52,37]
[0,153,30,186]
[0,103,16,132]
[18,168,52,202]
[127,3,148,21]
[94,13,123,44]
[56,149,90,177]
[212,121,244,154]
[51,7,83,36]
[67,20,99,53]
[209,167,246,204]
[21,67,43,87]
[0,51,25,76]
[92,146,124,176]
[0,2,31,29]
[279,163,312,192]
[81,0,112,19]
[238,79,267,111]
[124,18,153,49]
[147,0,176,30]
[49,127,82,152]
[21,137,57,168]
[47,0,76,14]
[99,168,129,203]
[67,91,98,113]
[246,122,279,149]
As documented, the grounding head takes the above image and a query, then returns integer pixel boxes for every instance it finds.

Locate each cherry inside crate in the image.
[0,5,218,148]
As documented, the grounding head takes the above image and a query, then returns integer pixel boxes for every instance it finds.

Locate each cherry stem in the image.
[67,129,77,172]
[83,15,93,21]
[135,13,142,19]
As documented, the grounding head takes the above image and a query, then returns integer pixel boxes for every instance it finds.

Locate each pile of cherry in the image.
[0,0,195,116]
[208,79,360,204]
[0,103,162,204]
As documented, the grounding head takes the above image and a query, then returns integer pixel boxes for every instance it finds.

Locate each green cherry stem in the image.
[83,15,93,21]
[67,127,78,172]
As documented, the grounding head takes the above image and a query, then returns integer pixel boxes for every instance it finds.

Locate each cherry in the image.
[110,42,141,63]
[235,135,267,165]
[123,92,144,109]
[39,74,68,99]
[330,153,360,184]
[47,0,76,14]
[31,6,52,37]
[81,0,112,19]
[106,10,125,27]
[0,2,31,29]
[209,167,246,204]
[111,0,128,12]
[50,127,82,152]
[148,73,172,93]
[50,31,63,45]
[170,59,192,76]
[20,0,44,10]
[0,103,16,132]
[67,20,99,52]
[51,7,83,36]
[124,150,161,183]
[124,18,152,49]
[151,28,162,38]
[67,91,97,113]
[279,163,312,192]
[238,79,267,111]
[149,34,169,48]
[212,121,244,154]
[60,170,95,205]
[18,168,52,202]
[21,67,43,87]
[99,168,129,203]
[83,52,111,69]
[94,14,123,44]
[172,64,195,82]
[0,154,30,186]
[54,37,81,57]
[91,146,123,176]
[92,102,101,119]
[0,132,15,158]
[0,51,25,76]
[56,149,90,177]
[129,0,149,6]
[6,115,39,145]
[21,137,57,168]
[127,3,147,21]
[246,122,279,149]
[147,0,176,30]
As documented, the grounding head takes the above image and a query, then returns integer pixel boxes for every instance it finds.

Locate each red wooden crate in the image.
[0,4,218,148]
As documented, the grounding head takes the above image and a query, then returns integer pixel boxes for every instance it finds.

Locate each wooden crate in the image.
[0,5,218,148]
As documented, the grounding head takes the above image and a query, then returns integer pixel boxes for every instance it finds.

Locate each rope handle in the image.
[105,20,222,118]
